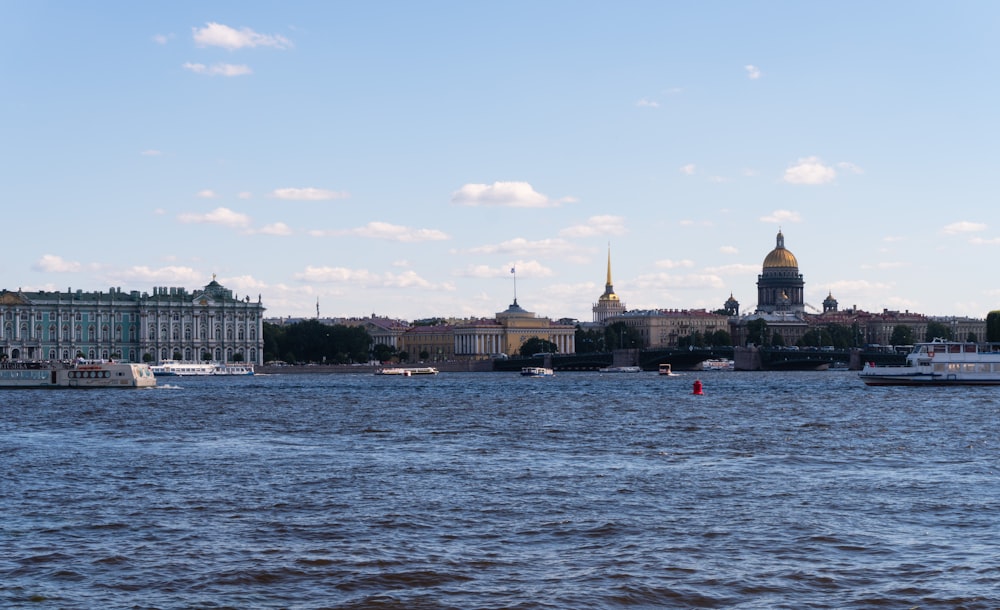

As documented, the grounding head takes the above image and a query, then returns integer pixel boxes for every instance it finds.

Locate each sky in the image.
[4,2,1000,322]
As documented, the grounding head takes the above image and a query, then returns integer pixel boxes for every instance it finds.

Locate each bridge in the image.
[492,346,905,372]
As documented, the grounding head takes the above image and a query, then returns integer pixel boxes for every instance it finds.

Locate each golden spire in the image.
[606,244,613,288]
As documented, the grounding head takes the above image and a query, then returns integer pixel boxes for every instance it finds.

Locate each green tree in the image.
[987,311,1000,342]
[924,321,951,342]
[372,343,395,363]
[520,337,558,357]
[604,322,642,350]
[575,326,605,353]
[771,332,785,347]
[746,319,768,346]
[890,325,914,346]
[707,329,731,347]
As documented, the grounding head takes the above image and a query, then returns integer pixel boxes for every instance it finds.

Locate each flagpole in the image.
[511,266,517,304]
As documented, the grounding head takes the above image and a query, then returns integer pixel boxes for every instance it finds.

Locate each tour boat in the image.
[375,366,439,376]
[702,358,735,371]
[0,359,156,388]
[213,363,255,376]
[521,366,554,377]
[658,363,678,376]
[149,360,217,376]
[860,338,1000,386]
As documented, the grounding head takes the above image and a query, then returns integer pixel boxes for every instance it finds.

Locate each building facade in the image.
[611,309,732,348]
[0,279,265,364]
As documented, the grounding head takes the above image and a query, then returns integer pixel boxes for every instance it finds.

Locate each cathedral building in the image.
[756,230,805,314]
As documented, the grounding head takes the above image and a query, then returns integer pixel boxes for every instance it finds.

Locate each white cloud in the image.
[196,189,218,198]
[192,22,291,50]
[942,221,987,235]
[467,237,580,258]
[293,266,451,290]
[679,164,696,175]
[745,64,761,79]
[178,207,251,228]
[111,265,204,285]
[969,236,1000,245]
[719,245,739,254]
[183,62,253,77]
[782,156,837,185]
[238,191,253,199]
[559,215,627,238]
[349,221,449,242]
[34,254,84,273]
[271,187,349,201]
[760,209,802,224]
[140,149,162,156]
[704,263,760,276]
[256,222,293,236]
[451,181,576,208]
[636,98,660,108]
[152,33,172,45]
[457,261,553,278]
[836,161,864,174]
[655,259,695,269]
[633,272,726,290]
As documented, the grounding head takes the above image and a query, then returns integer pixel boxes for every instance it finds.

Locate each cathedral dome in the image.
[762,230,798,269]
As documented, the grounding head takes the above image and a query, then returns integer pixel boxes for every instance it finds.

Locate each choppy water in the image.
[2,370,999,609]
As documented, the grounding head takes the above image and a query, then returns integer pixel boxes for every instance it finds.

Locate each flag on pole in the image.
[510,267,515,274]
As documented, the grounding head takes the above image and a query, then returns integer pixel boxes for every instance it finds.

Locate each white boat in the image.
[860,338,1000,386]
[213,363,255,376]
[658,363,678,376]
[599,366,641,373]
[0,359,156,388]
[149,360,217,376]
[521,366,554,377]
[375,366,439,376]
[702,358,735,371]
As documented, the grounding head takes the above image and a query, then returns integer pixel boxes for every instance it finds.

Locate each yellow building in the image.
[454,299,576,359]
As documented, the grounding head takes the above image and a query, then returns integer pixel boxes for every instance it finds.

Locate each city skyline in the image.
[4,2,1000,322]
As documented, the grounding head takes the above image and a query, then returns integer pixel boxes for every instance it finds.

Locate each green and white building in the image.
[0,278,265,364]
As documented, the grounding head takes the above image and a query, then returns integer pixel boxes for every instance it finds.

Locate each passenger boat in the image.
[860,338,1000,386]
[702,358,735,371]
[149,360,217,376]
[658,363,678,376]
[375,366,439,376]
[599,366,641,373]
[521,366,554,377]
[213,363,255,376]
[0,359,157,388]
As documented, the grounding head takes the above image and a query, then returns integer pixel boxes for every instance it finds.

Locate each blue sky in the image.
[4,2,1000,321]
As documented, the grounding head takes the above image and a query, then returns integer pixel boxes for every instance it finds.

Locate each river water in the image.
[2,370,998,609]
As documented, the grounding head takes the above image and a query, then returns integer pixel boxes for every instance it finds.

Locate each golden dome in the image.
[762,230,798,269]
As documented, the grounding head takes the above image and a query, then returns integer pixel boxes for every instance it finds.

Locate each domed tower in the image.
[823,291,838,313]
[724,293,740,316]
[756,230,805,314]
[593,246,626,323]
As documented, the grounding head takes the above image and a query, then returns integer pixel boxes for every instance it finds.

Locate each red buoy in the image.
[692,379,703,395]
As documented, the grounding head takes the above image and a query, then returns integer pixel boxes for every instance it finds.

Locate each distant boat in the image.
[213,363,255,376]
[375,366,439,376]
[658,363,678,376]
[149,360,216,376]
[860,338,1000,386]
[521,366,554,377]
[701,358,735,371]
[599,366,641,373]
